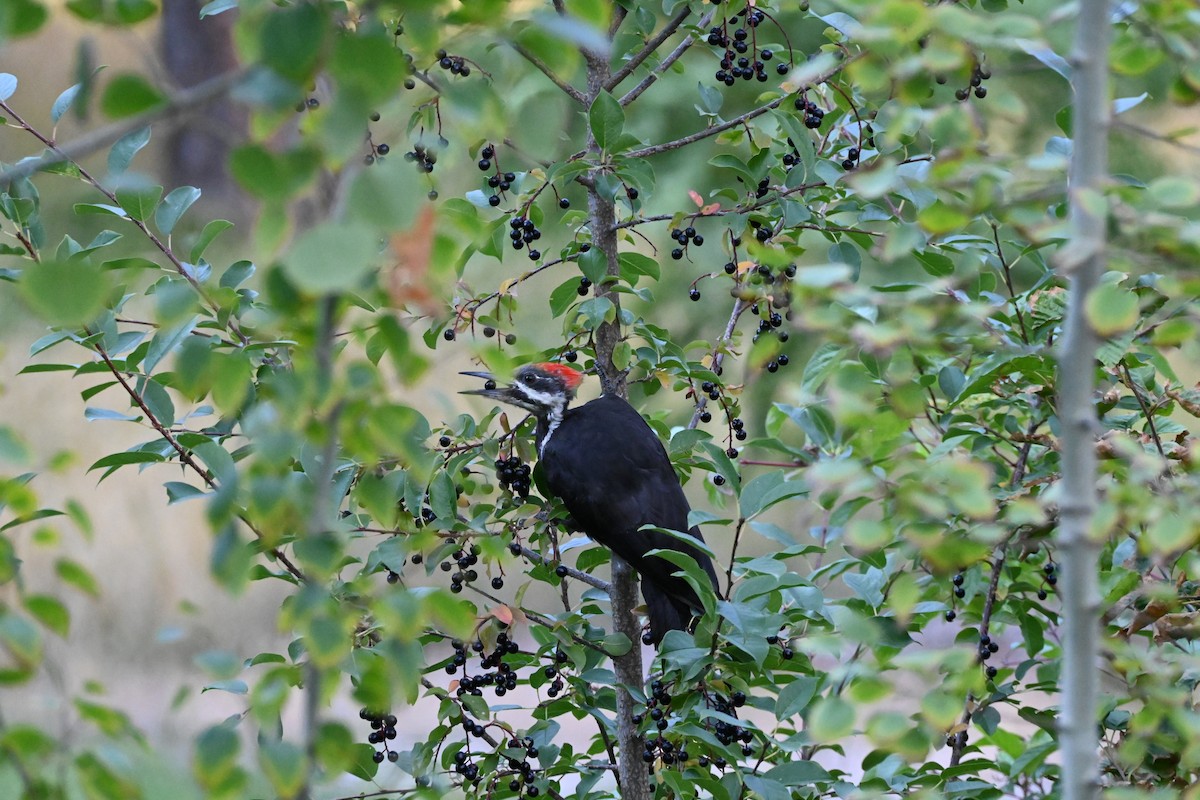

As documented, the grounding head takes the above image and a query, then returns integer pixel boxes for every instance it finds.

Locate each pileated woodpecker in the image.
[463,363,719,645]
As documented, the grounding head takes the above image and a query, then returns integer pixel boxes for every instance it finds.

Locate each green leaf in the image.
[56,558,100,596]
[155,185,202,234]
[618,251,660,282]
[776,676,820,718]
[739,472,806,519]
[231,145,321,202]
[259,740,307,797]
[194,442,236,485]
[190,219,234,263]
[219,260,255,289]
[0,73,16,102]
[200,0,237,16]
[807,695,854,740]
[549,279,581,318]
[428,470,456,523]
[165,481,206,504]
[107,125,151,174]
[116,183,163,222]
[144,315,198,373]
[88,451,166,471]
[261,2,327,82]
[589,91,624,151]
[1085,281,1138,335]
[0,0,48,36]
[101,73,165,118]
[23,595,69,637]
[574,296,614,330]
[0,609,42,670]
[140,378,175,426]
[0,508,64,533]
[765,760,831,785]
[0,425,32,465]
[917,200,970,234]
[1147,176,1200,209]
[194,724,240,789]
[73,203,131,222]
[938,365,965,400]
[51,82,82,123]
[282,221,379,294]
[20,260,109,326]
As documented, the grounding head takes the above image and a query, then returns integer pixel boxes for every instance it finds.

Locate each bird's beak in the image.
[459,371,510,401]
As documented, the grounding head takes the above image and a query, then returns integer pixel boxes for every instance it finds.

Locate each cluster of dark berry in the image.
[693,379,741,460]
[475,735,543,796]
[413,505,437,527]
[575,275,592,296]
[1039,561,1056,600]
[707,7,788,86]
[780,138,802,170]
[404,142,437,173]
[365,141,391,166]
[748,218,773,242]
[840,147,860,171]
[953,62,990,101]
[481,326,518,345]
[503,738,544,795]
[479,145,520,209]
[634,680,691,766]
[795,96,825,130]
[442,544,481,594]
[508,215,543,261]
[945,728,969,750]
[359,708,401,764]
[496,455,532,498]
[978,631,1000,679]
[766,633,795,660]
[294,96,320,113]
[436,49,473,77]
[709,690,754,755]
[669,226,704,260]
[944,570,965,621]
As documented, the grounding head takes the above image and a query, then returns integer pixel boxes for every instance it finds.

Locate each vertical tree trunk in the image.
[1058,3,1111,799]
[161,0,246,207]
[582,21,652,800]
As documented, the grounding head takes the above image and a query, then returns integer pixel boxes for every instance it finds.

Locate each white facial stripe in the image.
[514,384,566,457]
[514,384,563,410]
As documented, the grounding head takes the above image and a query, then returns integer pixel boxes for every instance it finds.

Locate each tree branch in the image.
[510,42,587,105]
[1057,2,1112,799]
[581,26,650,800]
[618,7,719,106]
[0,68,248,186]
[625,54,860,158]
[605,6,693,93]
[1,96,251,346]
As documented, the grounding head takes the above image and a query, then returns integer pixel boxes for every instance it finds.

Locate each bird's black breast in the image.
[539,394,716,595]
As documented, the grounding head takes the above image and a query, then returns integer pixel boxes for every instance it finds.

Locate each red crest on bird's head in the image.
[532,362,584,392]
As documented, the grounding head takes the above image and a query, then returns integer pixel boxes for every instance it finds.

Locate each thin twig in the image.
[625,54,861,157]
[0,68,248,185]
[1,98,251,346]
[688,298,750,429]
[510,42,586,105]
[606,6,693,92]
[1120,361,1166,458]
[618,7,719,106]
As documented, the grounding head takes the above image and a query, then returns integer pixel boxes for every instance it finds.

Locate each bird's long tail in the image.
[641,579,699,646]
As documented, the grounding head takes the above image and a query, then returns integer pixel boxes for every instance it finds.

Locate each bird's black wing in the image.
[541,394,719,641]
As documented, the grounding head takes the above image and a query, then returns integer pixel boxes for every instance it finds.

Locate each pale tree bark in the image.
[1058,2,1111,800]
